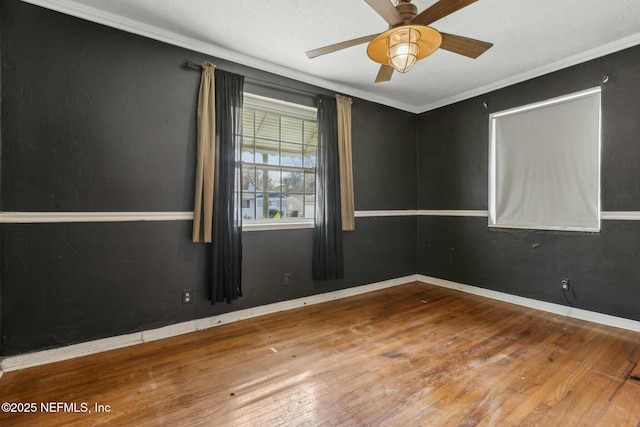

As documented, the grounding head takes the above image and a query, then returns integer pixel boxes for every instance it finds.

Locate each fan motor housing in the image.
[396,1,418,23]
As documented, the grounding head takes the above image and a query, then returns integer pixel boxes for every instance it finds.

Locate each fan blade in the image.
[364,0,404,26]
[412,0,477,26]
[375,64,394,83]
[306,34,379,59]
[439,33,493,58]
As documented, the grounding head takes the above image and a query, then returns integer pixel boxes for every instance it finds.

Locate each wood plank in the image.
[0,282,638,426]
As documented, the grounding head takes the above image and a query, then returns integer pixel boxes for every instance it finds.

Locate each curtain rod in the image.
[183,60,324,98]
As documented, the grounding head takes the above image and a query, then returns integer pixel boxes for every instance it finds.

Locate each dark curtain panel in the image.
[313,95,344,280]
[211,69,244,303]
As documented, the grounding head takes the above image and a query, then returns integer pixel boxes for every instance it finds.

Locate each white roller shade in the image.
[489,88,601,232]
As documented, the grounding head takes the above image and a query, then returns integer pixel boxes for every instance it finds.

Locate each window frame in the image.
[241,93,317,232]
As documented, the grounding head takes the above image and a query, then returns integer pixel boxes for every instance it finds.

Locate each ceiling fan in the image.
[306,0,493,82]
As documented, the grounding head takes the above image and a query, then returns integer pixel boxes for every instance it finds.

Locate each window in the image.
[241,94,317,227]
[489,87,601,232]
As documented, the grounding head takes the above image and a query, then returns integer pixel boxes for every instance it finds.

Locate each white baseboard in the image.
[418,275,640,333]
[3,274,638,375]
[0,275,416,373]
[0,332,142,373]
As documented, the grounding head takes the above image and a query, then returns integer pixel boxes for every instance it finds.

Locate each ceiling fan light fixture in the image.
[367,25,442,74]
[307,0,493,83]
[387,27,420,73]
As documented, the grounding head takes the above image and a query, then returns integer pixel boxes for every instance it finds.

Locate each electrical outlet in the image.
[283,273,290,286]
[561,279,570,291]
[182,288,193,304]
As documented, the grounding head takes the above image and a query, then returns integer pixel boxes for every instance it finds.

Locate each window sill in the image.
[242,220,314,232]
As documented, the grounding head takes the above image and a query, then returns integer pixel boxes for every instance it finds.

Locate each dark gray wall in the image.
[417,45,640,322]
[5,0,636,358]
[0,0,417,356]
[0,0,3,352]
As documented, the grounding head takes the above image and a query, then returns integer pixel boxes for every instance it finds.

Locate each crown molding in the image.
[21,1,640,115]
[19,1,640,115]
[418,32,640,113]
[20,0,420,113]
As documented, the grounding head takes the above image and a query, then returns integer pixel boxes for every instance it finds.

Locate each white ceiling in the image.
[26,0,640,113]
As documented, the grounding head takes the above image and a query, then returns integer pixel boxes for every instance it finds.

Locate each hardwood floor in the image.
[1,281,639,426]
